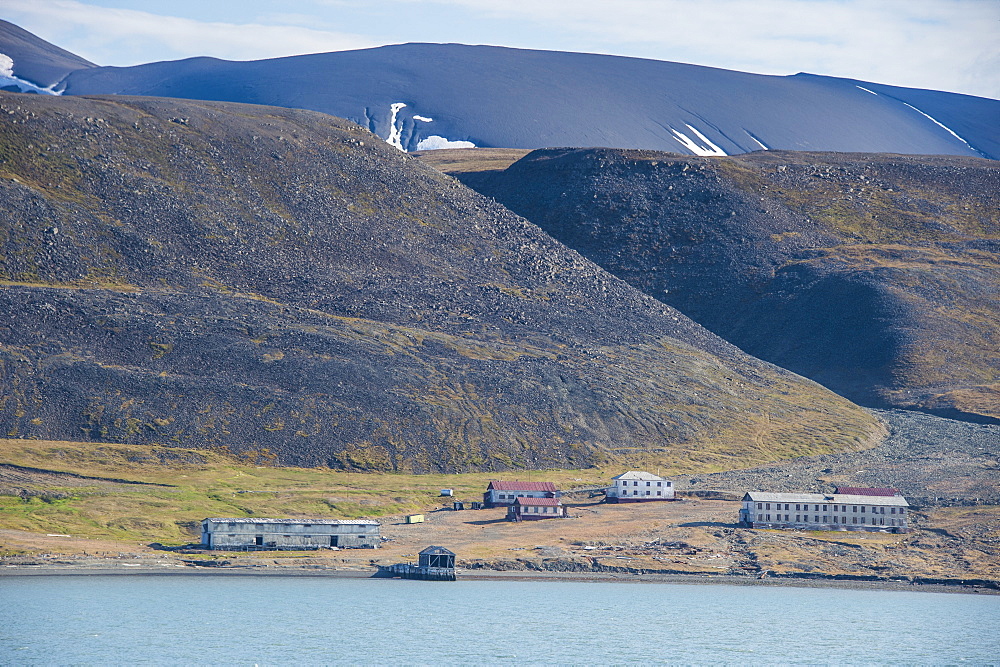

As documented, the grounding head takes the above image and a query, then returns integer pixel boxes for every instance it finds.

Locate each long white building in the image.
[739,491,910,533]
[606,471,675,502]
[201,518,381,550]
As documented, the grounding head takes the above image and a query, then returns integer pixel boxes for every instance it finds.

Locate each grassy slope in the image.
[0,437,616,544]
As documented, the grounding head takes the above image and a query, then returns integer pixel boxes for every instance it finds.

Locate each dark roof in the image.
[419,546,455,555]
[487,480,558,492]
[835,487,900,497]
[514,497,561,506]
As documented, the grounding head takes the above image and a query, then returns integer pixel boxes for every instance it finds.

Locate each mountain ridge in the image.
[0,20,993,159]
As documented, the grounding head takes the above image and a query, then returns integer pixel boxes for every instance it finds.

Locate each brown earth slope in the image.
[0,92,883,472]
[449,148,1000,423]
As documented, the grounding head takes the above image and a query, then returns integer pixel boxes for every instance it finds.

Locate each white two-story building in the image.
[606,471,675,502]
[739,490,910,533]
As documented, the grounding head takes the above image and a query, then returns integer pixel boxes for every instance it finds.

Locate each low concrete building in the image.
[739,491,910,533]
[201,518,380,550]
[606,471,675,502]
[483,480,559,508]
[507,496,568,521]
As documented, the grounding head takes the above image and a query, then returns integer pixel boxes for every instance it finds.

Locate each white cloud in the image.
[1,0,377,66]
[1,0,997,99]
[382,0,1000,99]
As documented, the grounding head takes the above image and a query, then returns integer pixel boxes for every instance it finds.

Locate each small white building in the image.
[507,497,568,521]
[739,491,910,533]
[483,481,559,508]
[201,518,381,550]
[606,471,675,502]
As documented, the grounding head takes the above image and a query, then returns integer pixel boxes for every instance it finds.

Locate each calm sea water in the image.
[1,575,997,665]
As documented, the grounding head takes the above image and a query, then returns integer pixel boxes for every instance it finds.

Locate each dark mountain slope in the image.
[455,148,1000,423]
[54,42,998,159]
[0,19,95,89]
[0,92,883,471]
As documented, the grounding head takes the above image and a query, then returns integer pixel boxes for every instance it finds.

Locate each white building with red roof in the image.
[483,480,559,508]
[507,496,568,521]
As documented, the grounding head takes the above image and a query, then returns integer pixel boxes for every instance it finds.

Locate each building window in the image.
[766,503,770,510]
[853,506,858,512]
[890,508,896,514]
[814,516,819,522]
[757,503,762,510]
[795,504,801,511]
[657,482,662,487]
[823,516,828,522]
[861,506,866,513]
[766,514,771,521]
[795,515,800,522]
[890,519,896,526]
[852,517,857,524]
[646,482,651,486]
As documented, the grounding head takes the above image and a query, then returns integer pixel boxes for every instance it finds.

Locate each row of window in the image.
[759,514,901,526]
[520,506,559,513]
[621,481,670,487]
[623,490,664,496]
[756,503,903,515]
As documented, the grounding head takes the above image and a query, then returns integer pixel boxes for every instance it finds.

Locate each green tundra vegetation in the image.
[0,437,610,544]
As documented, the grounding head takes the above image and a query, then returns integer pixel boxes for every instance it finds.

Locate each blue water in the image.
[1,576,998,665]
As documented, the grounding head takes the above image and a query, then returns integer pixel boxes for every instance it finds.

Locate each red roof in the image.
[487,480,558,492]
[514,497,561,506]
[835,486,900,497]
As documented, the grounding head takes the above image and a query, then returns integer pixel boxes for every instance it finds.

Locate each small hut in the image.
[418,546,456,570]
[386,545,457,581]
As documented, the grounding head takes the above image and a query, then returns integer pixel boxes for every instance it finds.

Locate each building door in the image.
[255,535,263,546]
[330,535,339,547]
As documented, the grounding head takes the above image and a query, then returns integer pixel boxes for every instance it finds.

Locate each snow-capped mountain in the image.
[1,19,997,158]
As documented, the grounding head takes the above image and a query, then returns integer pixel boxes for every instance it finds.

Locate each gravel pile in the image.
[674,409,1000,504]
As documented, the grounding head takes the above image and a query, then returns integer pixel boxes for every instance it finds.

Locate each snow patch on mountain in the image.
[416,135,476,150]
[744,130,769,151]
[0,53,61,95]
[413,115,433,122]
[671,124,727,156]
[856,85,878,96]
[385,102,407,151]
[900,101,979,154]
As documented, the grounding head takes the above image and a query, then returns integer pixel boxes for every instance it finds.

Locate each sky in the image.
[2,0,998,99]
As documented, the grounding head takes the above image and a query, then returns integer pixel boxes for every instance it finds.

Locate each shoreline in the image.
[2,562,996,595]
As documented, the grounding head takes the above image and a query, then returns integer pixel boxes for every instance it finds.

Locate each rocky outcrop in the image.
[461,148,1000,422]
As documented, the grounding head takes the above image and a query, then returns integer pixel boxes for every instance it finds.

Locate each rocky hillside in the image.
[0,92,885,471]
[452,148,1000,423]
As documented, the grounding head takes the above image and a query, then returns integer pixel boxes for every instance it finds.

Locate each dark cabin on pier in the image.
[418,546,456,570]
